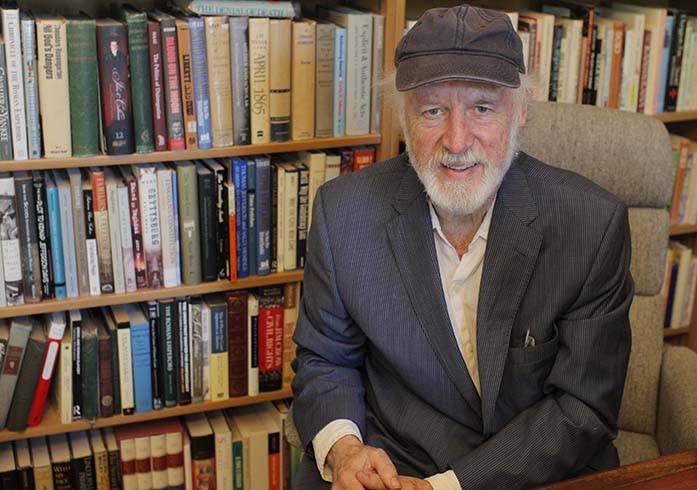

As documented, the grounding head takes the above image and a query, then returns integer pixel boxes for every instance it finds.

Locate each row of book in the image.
[663,241,697,330]
[669,134,697,226]
[0,147,373,306]
[0,400,302,490]
[0,283,300,432]
[0,1,383,160]
[422,2,697,114]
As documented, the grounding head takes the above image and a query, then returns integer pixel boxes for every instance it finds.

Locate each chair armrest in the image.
[656,345,697,455]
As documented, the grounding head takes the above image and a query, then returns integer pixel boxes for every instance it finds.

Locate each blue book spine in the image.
[189,17,212,149]
[171,169,181,284]
[46,182,66,299]
[247,159,257,276]
[233,158,249,278]
[255,155,271,275]
[211,303,227,357]
[130,312,153,413]
[656,16,674,114]
[333,27,347,137]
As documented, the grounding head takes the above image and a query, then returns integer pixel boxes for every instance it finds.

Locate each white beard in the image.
[405,124,521,216]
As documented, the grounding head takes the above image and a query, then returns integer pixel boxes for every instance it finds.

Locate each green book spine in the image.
[176,162,202,285]
[158,298,178,407]
[232,440,243,490]
[81,319,99,422]
[66,18,100,156]
[122,10,154,153]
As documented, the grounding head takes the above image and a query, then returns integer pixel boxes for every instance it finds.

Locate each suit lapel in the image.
[385,164,481,415]
[477,159,543,435]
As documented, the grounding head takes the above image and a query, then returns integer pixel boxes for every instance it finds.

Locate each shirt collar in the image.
[429,195,496,245]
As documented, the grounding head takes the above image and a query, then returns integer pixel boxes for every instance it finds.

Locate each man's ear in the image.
[519,103,528,127]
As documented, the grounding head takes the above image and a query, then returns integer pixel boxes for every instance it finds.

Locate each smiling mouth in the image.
[441,161,480,171]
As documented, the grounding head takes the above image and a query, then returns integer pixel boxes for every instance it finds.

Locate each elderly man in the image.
[291,4,633,490]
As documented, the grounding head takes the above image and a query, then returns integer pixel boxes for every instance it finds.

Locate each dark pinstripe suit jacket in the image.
[291,151,633,489]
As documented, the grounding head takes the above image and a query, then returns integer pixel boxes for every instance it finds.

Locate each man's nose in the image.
[441,111,475,154]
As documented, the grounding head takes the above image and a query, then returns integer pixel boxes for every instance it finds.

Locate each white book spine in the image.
[342,14,372,135]
[59,333,72,424]
[86,233,101,296]
[275,165,285,271]
[134,436,153,490]
[165,432,184,489]
[1,7,27,160]
[283,170,298,271]
[117,326,135,413]
[247,294,259,396]
[150,434,168,490]
[20,16,41,159]
[137,166,163,289]
[156,166,178,287]
[106,178,126,294]
[0,241,6,307]
[201,301,211,401]
[370,14,383,134]
[0,176,21,304]
[118,186,137,292]
[57,178,79,297]
[120,439,138,490]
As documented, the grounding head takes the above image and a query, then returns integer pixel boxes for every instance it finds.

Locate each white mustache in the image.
[430,150,490,169]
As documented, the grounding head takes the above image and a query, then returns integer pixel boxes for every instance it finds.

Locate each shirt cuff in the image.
[312,419,363,482]
[426,470,462,490]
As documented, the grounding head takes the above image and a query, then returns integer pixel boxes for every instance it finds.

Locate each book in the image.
[332,26,347,137]
[269,19,291,142]
[166,428,185,490]
[187,16,212,150]
[1,4,28,160]
[15,438,35,490]
[65,15,100,156]
[232,158,249,278]
[229,17,250,146]
[197,162,218,282]
[291,19,316,140]
[228,405,270,490]
[116,175,137,292]
[207,294,229,401]
[135,164,164,289]
[21,14,42,159]
[249,18,270,145]
[0,320,7,373]
[27,312,66,426]
[173,0,299,18]
[174,18,198,149]
[126,303,153,413]
[176,296,192,405]
[248,158,257,277]
[146,300,163,411]
[226,290,248,397]
[95,313,115,418]
[156,163,179,287]
[48,433,74,490]
[151,432,167,490]
[52,323,72,424]
[134,435,153,490]
[0,34,12,160]
[184,413,216,490]
[294,162,309,268]
[96,18,135,155]
[115,5,155,153]
[148,19,168,151]
[0,173,21,304]
[69,431,97,490]
[282,282,300,386]
[69,310,83,422]
[36,16,71,158]
[102,428,122,490]
[32,171,53,299]
[53,170,79,298]
[89,167,115,294]
[207,410,233,490]
[65,168,91,296]
[6,319,45,431]
[370,13,384,134]
[105,168,127,294]
[255,155,271,275]
[203,159,228,280]
[174,161,201,285]
[247,292,260,397]
[0,316,32,429]
[45,173,66,299]
[257,285,284,392]
[15,171,42,302]
[109,304,135,415]
[29,436,54,490]
[204,16,234,147]
[315,21,335,139]
[0,441,18,489]
[88,429,110,490]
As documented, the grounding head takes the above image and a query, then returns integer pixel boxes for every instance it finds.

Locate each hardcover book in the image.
[80,173,103,296]
[225,290,248,397]
[6,319,45,431]
[230,17,250,146]
[1,4,28,160]
[0,173,21,304]
[204,16,234,147]
[269,19,291,142]
[291,19,316,140]
[48,433,74,490]
[0,316,32,429]
[80,313,100,423]
[174,161,201,285]
[257,285,284,392]
[249,18,270,145]
[147,19,168,151]
[52,170,79,297]
[315,21,335,139]
[32,171,53,299]
[15,171,42,302]
[187,16,212,150]
[0,34,12,160]
[21,14,42,159]
[69,431,97,490]
[45,172,67,299]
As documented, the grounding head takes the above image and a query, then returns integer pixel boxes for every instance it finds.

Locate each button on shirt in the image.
[312,199,495,490]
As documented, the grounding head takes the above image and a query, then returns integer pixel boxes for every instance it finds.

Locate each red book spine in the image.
[98,335,114,417]
[225,290,248,397]
[268,432,281,490]
[227,183,238,282]
[352,147,376,171]
[148,20,168,151]
[637,29,651,114]
[126,176,148,288]
[27,333,64,426]
[161,20,186,151]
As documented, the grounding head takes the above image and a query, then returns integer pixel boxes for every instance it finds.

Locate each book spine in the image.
[105,177,126,294]
[189,298,204,403]
[98,330,114,418]
[157,167,178,287]
[71,317,82,421]
[204,16,234,147]
[270,164,278,273]
[107,445,121,490]
[117,185,137,292]
[134,436,152,490]
[159,298,178,407]
[0,321,31,428]
[247,294,259,396]
[33,173,53,299]
[209,302,229,400]
[64,169,88,295]
[175,20,198,150]
[56,327,72,423]
[124,174,147,288]
[1,176,25,304]
[150,434,167,490]
[125,12,155,153]
[188,18,212,150]
[107,321,121,415]
[229,17,250,145]
[56,176,78,298]
[212,166,228,280]
[148,20,168,151]
[116,321,135,415]
[0,38,13,160]
[282,281,299,386]
[198,169,218,282]
[282,168,298,271]
[2,7,28,160]
[137,166,164,289]
[290,20,315,140]
[131,316,153,413]
[269,19,291,142]
[226,290,247,397]
[96,22,135,155]
[52,461,74,490]
[247,157,257,277]
[165,432,184,490]
[226,180,238,281]
[370,15,383,134]
[66,19,99,156]
[160,19,186,151]
[6,335,44,431]
[83,187,103,296]
[186,0,297,18]
[148,300,163,410]
[315,23,335,139]
[258,286,284,392]
[15,174,42,302]
[171,170,181,284]
[255,156,271,275]
[91,170,115,293]
[665,14,687,112]
[21,16,42,159]
[176,296,191,405]
[120,439,137,490]
[94,448,110,490]
[82,324,99,422]
[333,27,346,137]
[176,163,201,285]
[233,160,249,278]
[249,18,270,145]
[46,183,66,298]
[296,165,309,269]
[189,433,216,488]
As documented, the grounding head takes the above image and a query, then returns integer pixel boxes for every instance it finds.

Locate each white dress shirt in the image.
[312,199,495,490]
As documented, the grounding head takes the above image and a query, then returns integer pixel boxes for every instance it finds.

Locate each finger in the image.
[368,450,401,489]
[333,472,370,490]
[356,470,390,489]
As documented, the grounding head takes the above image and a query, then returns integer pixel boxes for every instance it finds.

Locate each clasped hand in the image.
[327,436,433,490]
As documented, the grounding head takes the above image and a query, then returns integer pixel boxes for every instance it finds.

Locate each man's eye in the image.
[424,108,442,117]
[476,106,490,114]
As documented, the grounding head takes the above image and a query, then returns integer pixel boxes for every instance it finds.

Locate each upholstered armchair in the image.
[520,101,697,465]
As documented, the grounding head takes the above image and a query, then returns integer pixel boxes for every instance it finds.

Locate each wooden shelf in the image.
[664,327,690,338]
[0,135,382,172]
[0,387,293,443]
[669,224,697,236]
[654,110,697,124]
[0,270,304,318]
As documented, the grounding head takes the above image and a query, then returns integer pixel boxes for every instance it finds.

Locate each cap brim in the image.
[396,52,521,91]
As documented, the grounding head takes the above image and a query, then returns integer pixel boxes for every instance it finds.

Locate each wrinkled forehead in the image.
[406,79,514,105]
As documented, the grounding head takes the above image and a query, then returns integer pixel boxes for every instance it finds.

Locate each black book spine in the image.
[33,171,54,299]
[296,165,309,269]
[107,449,121,490]
[198,170,217,282]
[176,296,191,405]
[665,13,687,112]
[213,166,228,280]
[270,164,278,273]
[0,38,13,160]
[72,318,82,421]
[159,298,178,408]
[52,462,74,490]
[71,456,97,490]
[147,300,163,410]
[15,173,42,302]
